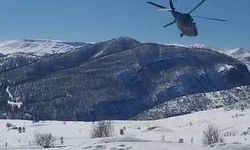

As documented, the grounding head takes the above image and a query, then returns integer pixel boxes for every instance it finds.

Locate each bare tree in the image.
[202,124,224,145]
[91,121,114,138]
[34,133,56,148]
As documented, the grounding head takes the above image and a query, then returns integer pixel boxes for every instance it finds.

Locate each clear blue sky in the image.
[0,0,249,49]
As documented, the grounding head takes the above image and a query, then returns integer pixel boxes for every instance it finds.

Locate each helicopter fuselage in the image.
[147,0,226,37]
[172,11,198,37]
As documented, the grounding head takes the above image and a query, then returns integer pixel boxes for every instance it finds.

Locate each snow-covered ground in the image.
[0,108,249,150]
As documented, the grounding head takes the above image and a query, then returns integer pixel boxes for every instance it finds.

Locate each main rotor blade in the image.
[163,20,176,28]
[170,0,175,10]
[193,16,228,22]
[188,0,206,14]
[147,1,166,9]
[157,8,173,12]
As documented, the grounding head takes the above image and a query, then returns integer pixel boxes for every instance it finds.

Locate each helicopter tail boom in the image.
[163,20,176,28]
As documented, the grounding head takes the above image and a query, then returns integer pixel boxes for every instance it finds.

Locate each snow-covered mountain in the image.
[0,39,90,72]
[0,37,249,121]
[0,53,39,72]
[0,39,89,56]
[224,48,250,70]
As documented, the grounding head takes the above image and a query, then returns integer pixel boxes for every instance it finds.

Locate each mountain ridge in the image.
[0,39,90,56]
[0,37,249,121]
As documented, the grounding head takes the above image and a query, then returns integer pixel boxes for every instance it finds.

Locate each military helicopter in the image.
[147,0,228,37]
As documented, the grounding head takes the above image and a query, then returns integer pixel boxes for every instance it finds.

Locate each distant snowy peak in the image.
[165,44,250,70]
[0,39,89,56]
[92,37,141,59]
[110,36,139,42]
[188,43,213,49]
[223,48,250,70]
[165,43,213,50]
[226,48,250,57]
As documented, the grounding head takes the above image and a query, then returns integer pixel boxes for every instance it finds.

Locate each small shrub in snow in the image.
[60,136,64,145]
[224,131,232,137]
[34,133,56,148]
[18,127,22,133]
[242,131,248,136]
[202,124,224,146]
[178,138,184,143]
[191,137,194,144]
[239,103,247,111]
[120,129,125,135]
[91,121,114,138]
[11,126,18,130]
[161,135,165,141]
[6,122,12,128]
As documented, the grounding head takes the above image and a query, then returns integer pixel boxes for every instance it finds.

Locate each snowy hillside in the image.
[0,39,89,56]
[0,108,249,150]
[135,86,250,120]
